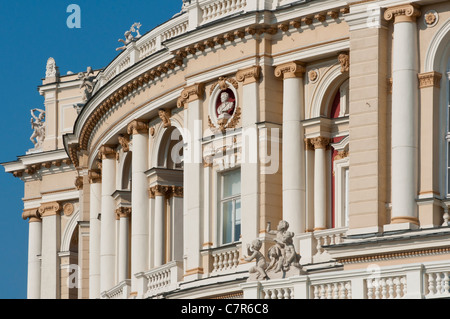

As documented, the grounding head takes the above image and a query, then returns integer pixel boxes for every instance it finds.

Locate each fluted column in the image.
[275,61,306,236]
[88,170,101,299]
[311,137,330,230]
[384,4,421,227]
[116,207,131,282]
[99,145,117,293]
[127,120,149,293]
[22,209,42,299]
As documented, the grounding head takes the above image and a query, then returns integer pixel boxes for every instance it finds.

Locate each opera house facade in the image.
[3,0,450,299]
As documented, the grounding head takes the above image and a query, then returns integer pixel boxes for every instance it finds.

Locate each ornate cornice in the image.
[236,66,261,85]
[118,134,131,152]
[274,61,306,79]
[98,145,117,160]
[177,83,205,109]
[127,119,149,135]
[22,208,41,223]
[384,4,421,23]
[418,71,442,89]
[310,136,330,150]
[88,169,102,184]
[38,202,61,218]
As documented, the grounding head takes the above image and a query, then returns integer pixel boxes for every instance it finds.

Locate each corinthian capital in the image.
[274,61,306,79]
[310,136,331,150]
[384,4,421,23]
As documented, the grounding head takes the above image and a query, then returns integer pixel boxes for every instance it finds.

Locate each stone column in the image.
[384,4,421,229]
[152,185,169,267]
[172,186,184,261]
[311,137,330,230]
[237,66,261,249]
[116,207,131,283]
[39,202,61,299]
[275,62,306,236]
[127,120,149,293]
[22,209,42,299]
[178,83,204,280]
[99,145,117,293]
[304,139,315,232]
[88,170,101,299]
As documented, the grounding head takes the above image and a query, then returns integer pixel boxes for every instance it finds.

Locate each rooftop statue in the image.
[244,220,306,281]
[116,23,142,51]
[29,108,45,150]
[78,66,95,103]
[45,57,59,78]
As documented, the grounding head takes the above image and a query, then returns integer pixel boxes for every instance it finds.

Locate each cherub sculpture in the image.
[266,220,289,273]
[116,23,142,51]
[30,108,45,149]
[244,239,269,280]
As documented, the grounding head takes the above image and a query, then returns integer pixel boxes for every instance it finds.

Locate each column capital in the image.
[304,138,315,151]
[115,207,132,219]
[22,208,41,223]
[38,202,61,218]
[127,119,149,135]
[75,176,83,190]
[418,71,442,89]
[88,169,102,184]
[310,136,331,150]
[149,185,183,198]
[98,145,117,160]
[274,61,306,79]
[177,83,205,109]
[384,4,421,23]
[236,66,261,85]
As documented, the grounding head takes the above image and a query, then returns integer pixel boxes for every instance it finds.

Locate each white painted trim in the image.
[60,209,80,252]
[424,18,450,73]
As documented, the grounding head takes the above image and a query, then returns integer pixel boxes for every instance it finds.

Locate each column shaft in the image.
[89,180,101,298]
[27,220,42,299]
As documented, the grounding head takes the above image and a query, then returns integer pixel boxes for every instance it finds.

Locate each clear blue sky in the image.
[0,0,181,299]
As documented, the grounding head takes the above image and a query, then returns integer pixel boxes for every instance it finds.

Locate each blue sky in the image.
[0,0,181,299]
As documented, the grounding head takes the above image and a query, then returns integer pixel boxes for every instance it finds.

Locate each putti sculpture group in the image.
[116,23,142,51]
[29,108,46,150]
[244,220,307,281]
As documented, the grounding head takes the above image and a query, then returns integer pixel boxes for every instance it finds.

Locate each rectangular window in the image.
[220,169,241,245]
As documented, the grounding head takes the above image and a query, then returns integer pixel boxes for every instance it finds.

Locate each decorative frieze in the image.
[177,83,205,109]
[274,62,306,79]
[127,119,149,135]
[384,4,421,23]
[334,150,349,161]
[418,71,442,89]
[236,66,261,85]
